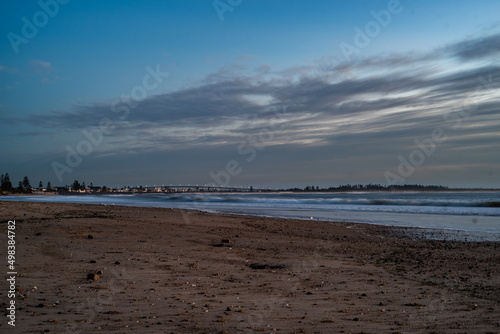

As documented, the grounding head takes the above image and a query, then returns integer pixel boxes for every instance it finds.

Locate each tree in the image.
[1,173,13,190]
[22,176,31,189]
[47,181,52,191]
[82,182,86,190]
[39,181,43,189]
[72,180,80,191]
[17,181,23,191]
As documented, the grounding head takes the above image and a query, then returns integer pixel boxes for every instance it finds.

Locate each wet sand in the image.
[1,201,499,333]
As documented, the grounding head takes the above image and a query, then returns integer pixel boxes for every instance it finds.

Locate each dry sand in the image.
[1,200,499,333]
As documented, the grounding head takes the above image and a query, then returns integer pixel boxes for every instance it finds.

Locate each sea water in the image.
[2,191,499,241]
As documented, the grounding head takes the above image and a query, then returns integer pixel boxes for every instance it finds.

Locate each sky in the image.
[1,0,499,189]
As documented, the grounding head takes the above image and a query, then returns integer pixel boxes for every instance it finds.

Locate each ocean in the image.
[2,191,500,241]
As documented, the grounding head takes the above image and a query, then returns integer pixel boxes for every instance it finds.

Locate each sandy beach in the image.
[1,200,499,333]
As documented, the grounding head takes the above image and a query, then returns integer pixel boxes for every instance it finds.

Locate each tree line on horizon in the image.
[288,183,449,192]
[1,171,453,194]
[0,172,100,194]
[0,173,40,194]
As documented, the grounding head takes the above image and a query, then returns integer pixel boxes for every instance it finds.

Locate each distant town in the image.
[2,172,499,195]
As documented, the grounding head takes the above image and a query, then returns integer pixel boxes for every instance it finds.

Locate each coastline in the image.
[2,192,499,242]
[1,200,499,333]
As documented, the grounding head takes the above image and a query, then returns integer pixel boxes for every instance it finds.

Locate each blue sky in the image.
[1,0,500,188]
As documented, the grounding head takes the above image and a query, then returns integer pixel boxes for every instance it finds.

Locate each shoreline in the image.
[2,188,500,196]
[1,201,499,332]
[2,194,500,242]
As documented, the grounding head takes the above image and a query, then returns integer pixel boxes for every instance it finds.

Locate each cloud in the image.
[26,65,500,144]
[28,59,53,75]
[255,64,271,74]
[450,32,500,60]
[11,31,500,184]
[235,54,256,61]
[0,65,16,73]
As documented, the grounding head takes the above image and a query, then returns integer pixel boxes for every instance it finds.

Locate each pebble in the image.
[87,273,99,280]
